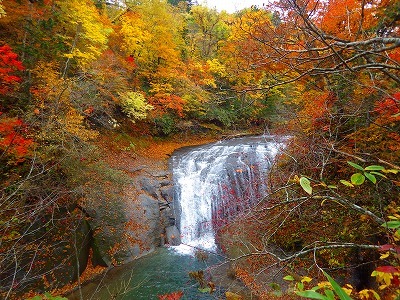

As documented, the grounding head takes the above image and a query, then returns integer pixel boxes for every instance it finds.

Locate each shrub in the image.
[119,91,153,122]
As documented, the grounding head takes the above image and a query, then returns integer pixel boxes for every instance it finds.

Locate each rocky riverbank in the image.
[56,135,220,297]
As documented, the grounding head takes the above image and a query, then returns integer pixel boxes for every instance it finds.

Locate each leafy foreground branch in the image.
[217,158,400,299]
[289,163,400,299]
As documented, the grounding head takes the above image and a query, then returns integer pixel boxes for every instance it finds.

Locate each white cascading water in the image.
[171,136,285,253]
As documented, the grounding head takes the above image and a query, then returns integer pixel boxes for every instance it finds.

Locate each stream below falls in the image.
[68,135,285,300]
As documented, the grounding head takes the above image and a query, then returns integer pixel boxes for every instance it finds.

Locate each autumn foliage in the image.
[0,115,33,161]
[158,290,184,300]
[0,44,24,94]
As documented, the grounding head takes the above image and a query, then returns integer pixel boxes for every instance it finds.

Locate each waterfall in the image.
[171,136,285,253]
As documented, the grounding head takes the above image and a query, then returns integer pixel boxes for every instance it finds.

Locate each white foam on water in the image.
[172,136,286,253]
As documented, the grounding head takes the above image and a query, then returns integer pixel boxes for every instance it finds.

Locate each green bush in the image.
[153,114,176,136]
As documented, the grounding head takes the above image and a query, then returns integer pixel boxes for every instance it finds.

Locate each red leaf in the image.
[376,266,399,274]
[0,44,24,95]
[392,275,400,287]
[379,244,395,251]
[158,291,184,300]
[379,244,400,253]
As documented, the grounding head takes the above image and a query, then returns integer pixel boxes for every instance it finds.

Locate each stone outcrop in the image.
[7,155,180,298]
[0,208,92,297]
[83,157,178,268]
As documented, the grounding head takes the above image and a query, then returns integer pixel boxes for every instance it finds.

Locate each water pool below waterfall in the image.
[68,247,226,300]
[67,135,285,299]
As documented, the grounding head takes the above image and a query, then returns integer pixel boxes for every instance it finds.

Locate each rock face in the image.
[1,154,180,299]
[0,208,91,297]
[83,158,178,268]
[165,225,181,246]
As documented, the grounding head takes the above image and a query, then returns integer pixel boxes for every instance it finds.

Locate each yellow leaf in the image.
[225,291,243,300]
[317,281,332,289]
[301,276,313,283]
[358,289,381,300]
[342,286,353,296]
[358,289,370,299]
[380,252,390,259]
[344,284,354,290]
[292,175,300,183]
[371,270,393,286]
[378,284,388,290]
[394,230,400,241]
[58,0,112,68]
[207,59,228,77]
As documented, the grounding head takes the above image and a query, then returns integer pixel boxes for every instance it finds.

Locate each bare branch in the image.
[231,242,380,264]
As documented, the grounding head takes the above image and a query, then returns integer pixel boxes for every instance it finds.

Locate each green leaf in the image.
[283,275,295,281]
[364,172,377,184]
[269,282,281,291]
[370,171,387,178]
[364,165,385,171]
[300,177,312,195]
[340,180,354,187]
[350,173,365,185]
[297,282,304,291]
[295,290,328,299]
[382,220,400,229]
[327,185,337,189]
[324,289,336,300]
[323,271,352,300]
[347,161,364,171]
[270,283,283,296]
[198,287,211,293]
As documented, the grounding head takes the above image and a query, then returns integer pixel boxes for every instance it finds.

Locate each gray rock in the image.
[165,225,181,246]
[160,185,174,202]
[129,165,147,173]
[160,179,172,186]
[160,207,175,228]
[138,194,162,247]
[151,170,169,178]
[139,177,160,198]
[2,211,92,296]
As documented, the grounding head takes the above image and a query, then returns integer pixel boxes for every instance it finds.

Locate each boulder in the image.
[83,194,127,267]
[138,194,162,247]
[79,165,174,269]
[1,210,92,297]
[138,177,160,198]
